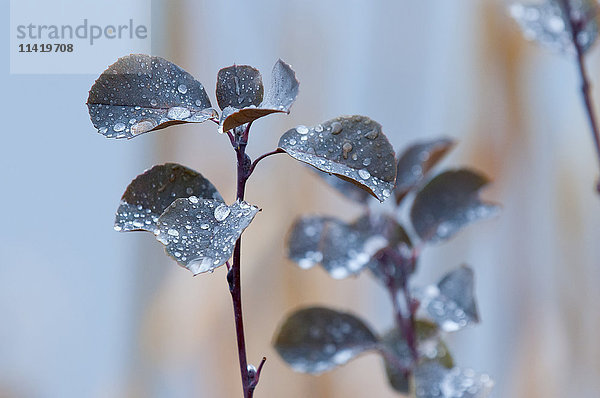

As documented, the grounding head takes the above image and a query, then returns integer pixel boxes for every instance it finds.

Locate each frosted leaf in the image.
[414,362,493,398]
[218,59,299,133]
[395,138,455,203]
[287,215,388,279]
[273,307,377,374]
[381,321,453,394]
[416,266,479,332]
[279,115,396,201]
[114,163,223,234]
[509,0,598,54]
[410,169,499,243]
[87,54,217,139]
[155,199,259,275]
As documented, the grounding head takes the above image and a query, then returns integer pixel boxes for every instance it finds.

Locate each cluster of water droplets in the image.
[114,163,223,234]
[278,116,395,201]
[288,215,388,279]
[88,54,216,139]
[277,308,377,374]
[217,60,299,134]
[156,198,259,275]
[509,0,598,53]
[414,362,493,398]
[415,267,478,333]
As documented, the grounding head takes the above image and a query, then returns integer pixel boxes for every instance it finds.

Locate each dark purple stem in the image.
[560,0,600,192]
[228,122,263,398]
[248,148,285,176]
[380,248,418,362]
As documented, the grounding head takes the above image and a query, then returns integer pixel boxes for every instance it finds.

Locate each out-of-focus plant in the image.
[86,54,399,397]
[273,139,499,397]
[509,0,600,191]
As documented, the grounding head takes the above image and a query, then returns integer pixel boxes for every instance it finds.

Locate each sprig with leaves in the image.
[86,54,398,397]
[509,0,600,191]
[273,138,498,397]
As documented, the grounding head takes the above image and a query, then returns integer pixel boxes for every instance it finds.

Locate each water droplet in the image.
[342,142,353,159]
[364,129,379,139]
[113,122,126,132]
[331,121,343,135]
[200,223,209,230]
[214,204,231,221]
[177,84,188,94]
[289,138,297,145]
[296,125,309,135]
[382,189,391,198]
[188,257,214,275]
[189,195,199,204]
[547,16,564,33]
[358,169,371,180]
[167,106,191,119]
[167,228,179,236]
[362,157,372,166]
[315,124,324,132]
[131,120,157,135]
[150,99,158,107]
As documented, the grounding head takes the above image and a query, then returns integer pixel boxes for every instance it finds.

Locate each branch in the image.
[560,0,600,192]
[248,148,285,176]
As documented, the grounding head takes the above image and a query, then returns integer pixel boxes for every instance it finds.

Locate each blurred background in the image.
[2,0,600,397]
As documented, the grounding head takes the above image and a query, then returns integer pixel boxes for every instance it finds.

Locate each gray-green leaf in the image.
[395,138,455,203]
[380,321,453,394]
[410,169,499,243]
[414,362,493,398]
[87,54,216,139]
[114,163,223,234]
[218,59,299,133]
[416,266,479,332]
[279,116,396,201]
[287,215,388,279]
[156,198,259,275]
[509,0,598,54]
[273,307,377,374]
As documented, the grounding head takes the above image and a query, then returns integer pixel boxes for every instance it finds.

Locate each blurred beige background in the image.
[2,0,600,397]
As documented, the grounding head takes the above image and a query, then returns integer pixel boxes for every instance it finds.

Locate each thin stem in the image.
[560,0,600,191]
[248,357,267,395]
[228,128,261,397]
[389,286,418,361]
[248,148,285,177]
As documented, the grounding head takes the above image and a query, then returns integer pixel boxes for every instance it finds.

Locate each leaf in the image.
[114,163,223,234]
[279,116,396,201]
[509,0,598,54]
[155,198,260,275]
[218,59,299,133]
[273,307,377,374]
[380,321,453,394]
[87,54,217,139]
[410,169,499,243]
[395,138,455,203]
[216,65,264,110]
[286,215,388,279]
[414,362,493,398]
[416,266,479,332]
[350,213,414,285]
